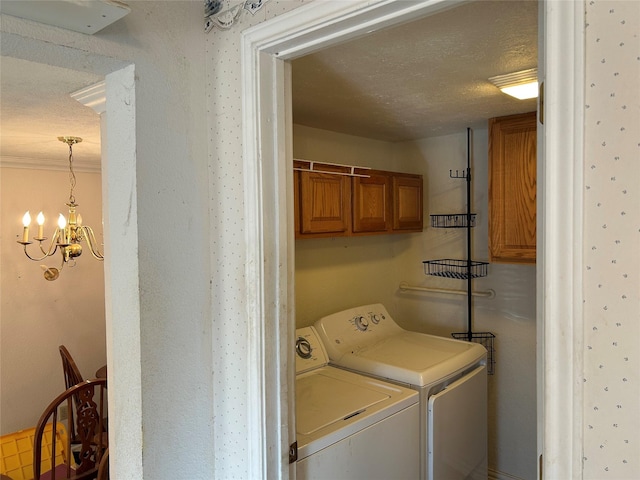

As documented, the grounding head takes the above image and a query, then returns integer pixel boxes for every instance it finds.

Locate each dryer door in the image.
[428,365,488,480]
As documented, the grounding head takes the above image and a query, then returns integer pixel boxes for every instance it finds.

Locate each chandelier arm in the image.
[81,226,104,260]
[38,229,65,256]
[20,231,63,261]
[22,243,58,262]
[58,252,67,270]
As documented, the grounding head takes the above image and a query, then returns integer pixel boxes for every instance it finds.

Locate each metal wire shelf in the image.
[430,214,476,228]
[452,331,495,375]
[423,259,489,279]
[426,128,496,375]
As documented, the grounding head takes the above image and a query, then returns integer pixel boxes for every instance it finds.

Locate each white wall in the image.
[294,124,402,324]
[394,131,536,480]
[582,2,640,478]
[0,167,105,434]
[294,125,537,479]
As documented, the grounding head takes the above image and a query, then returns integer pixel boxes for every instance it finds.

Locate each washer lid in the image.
[296,366,418,459]
[296,372,389,435]
[331,332,486,386]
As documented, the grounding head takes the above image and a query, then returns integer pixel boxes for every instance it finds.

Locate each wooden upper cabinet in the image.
[489,111,537,264]
[392,174,423,231]
[352,172,390,233]
[298,169,350,236]
[294,162,423,238]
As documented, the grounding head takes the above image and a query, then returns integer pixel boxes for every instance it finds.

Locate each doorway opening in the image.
[242,0,584,478]
[1,33,142,477]
[291,2,537,476]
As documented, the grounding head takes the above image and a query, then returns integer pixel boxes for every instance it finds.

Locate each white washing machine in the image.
[314,304,488,480]
[295,326,420,480]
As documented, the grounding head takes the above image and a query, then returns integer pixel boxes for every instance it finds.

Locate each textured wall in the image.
[582,1,640,478]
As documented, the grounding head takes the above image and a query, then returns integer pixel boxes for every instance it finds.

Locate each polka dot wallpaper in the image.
[583,1,640,478]
[204,0,639,477]
[205,2,305,476]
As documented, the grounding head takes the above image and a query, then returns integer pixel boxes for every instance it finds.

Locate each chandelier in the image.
[17,136,104,281]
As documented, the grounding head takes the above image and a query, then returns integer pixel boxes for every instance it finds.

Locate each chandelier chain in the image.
[68,142,77,205]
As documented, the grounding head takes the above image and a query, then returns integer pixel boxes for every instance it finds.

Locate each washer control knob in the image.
[295,336,312,359]
[354,315,369,331]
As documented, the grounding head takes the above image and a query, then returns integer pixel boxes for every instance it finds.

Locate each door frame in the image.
[241,0,585,478]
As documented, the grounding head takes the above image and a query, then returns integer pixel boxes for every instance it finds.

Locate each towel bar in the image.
[399,282,495,299]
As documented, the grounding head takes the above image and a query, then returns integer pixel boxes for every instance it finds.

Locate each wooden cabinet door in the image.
[352,172,390,233]
[392,174,423,231]
[489,111,537,264]
[299,171,350,235]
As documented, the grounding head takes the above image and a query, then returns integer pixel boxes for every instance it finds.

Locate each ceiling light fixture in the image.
[488,68,538,100]
[17,137,104,281]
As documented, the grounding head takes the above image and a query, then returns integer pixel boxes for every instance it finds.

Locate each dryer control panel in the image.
[314,304,406,361]
[295,326,329,374]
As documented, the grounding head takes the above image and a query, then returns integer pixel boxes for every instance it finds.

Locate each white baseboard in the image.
[488,467,526,480]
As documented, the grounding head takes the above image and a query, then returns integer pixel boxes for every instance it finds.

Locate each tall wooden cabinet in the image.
[488,111,537,264]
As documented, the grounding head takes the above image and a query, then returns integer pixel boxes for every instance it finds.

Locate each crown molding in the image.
[0,156,101,173]
[71,81,106,114]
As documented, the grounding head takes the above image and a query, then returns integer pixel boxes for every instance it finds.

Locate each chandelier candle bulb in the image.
[58,214,67,244]
[22,211,30,243]
[37,212,45,239]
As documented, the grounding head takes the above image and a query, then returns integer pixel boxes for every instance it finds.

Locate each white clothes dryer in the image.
[295,326,420,480]
[314,304,488,480]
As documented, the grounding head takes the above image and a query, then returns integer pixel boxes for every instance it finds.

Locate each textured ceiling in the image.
[0,56,103,170]
[292,0,538,141]
[0,0,538,170]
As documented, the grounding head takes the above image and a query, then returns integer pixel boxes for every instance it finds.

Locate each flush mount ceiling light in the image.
[17,137,103,281]
[488,68,538,100]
